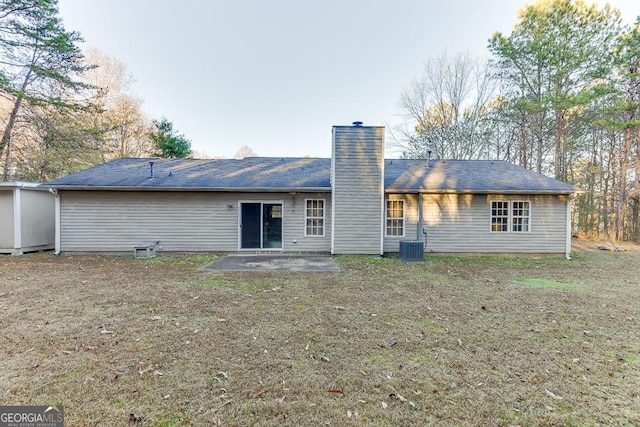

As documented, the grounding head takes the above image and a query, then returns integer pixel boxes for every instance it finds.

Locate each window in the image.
[491,201,509,232]
[305,199,325,236]
[511,201,530,232]
[386,200,405,237]
[490,200,530,233]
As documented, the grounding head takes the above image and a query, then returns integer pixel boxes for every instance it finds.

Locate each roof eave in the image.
[42,185,580,195]
[42,185,332,192]
[0,182,46,190]
[385,188,580,195]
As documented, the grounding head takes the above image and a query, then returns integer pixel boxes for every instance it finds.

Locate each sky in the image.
[56,0,639,159]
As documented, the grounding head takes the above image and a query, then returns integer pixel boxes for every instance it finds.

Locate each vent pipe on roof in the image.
[427,150,432,167]
[352,121,363,127]
[149,161,155,179]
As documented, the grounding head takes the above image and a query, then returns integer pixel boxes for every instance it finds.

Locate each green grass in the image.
[516,277,582,289]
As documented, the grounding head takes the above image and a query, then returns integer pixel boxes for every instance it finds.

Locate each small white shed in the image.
[0,182,55,255]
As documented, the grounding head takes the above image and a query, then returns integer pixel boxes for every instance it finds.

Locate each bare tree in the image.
[395,51,496,160]
[234,145,257,159]
[83,48,152,160]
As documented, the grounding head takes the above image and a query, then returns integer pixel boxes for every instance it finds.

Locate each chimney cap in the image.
[352,121,363,127]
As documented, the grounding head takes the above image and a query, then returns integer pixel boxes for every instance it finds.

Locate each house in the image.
[0,182,55,255]
[44,123,579,258]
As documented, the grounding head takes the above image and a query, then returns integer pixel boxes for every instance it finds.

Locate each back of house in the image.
[44,123,578,258]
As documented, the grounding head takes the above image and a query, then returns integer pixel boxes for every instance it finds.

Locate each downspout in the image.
[380,193,385,256]
[565,194,573,260]
[49,188,60,255]
[417,193,423,241]
[380,180,385,257]
[330,127,336,255]
[379,143,385,257]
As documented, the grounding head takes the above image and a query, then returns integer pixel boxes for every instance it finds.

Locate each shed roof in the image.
[44,157,578,194]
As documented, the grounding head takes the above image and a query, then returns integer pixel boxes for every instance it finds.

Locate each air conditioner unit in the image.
[399,240,424,262]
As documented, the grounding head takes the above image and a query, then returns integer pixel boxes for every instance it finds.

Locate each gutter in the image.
[0,181,44,189]
[385,189,577,195]
[49,188,60,255]
[41,185,332,193]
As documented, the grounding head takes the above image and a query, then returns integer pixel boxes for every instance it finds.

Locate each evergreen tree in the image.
[150,117,191,158]
[0,0,93,180]
[488,0,622,180]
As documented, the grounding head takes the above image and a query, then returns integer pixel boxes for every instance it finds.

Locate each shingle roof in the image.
[45,157,332,190]
[44,157,578,194]
[385,159,578,193]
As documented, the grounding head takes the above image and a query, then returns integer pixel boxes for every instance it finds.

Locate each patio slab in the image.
[204,254,339,272]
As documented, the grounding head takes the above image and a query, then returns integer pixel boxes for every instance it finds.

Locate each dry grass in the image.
[1,241,639,426]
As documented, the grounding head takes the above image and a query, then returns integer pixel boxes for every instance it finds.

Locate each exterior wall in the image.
[420,193,568,254]
[0,187,54,254]
[0,190,14,249]
[382,193,420,253]
[331,125,384,254]
[20,190,55,249]
[59,191,332,253]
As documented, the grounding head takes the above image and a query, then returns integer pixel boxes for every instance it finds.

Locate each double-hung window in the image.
[305,199,325,236]
[386,200,405,237]
[490,200,530,233]
[511,201,530,232]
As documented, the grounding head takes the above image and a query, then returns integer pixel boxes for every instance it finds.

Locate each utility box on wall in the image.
[134,241,160,259]
[399,240,424,262]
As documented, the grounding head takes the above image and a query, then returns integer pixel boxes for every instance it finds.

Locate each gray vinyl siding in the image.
[420,194,568,254]
[59,191,331,253]
[331,126,384,254]
[0,191,14,249]
[20,190,55,249]
[382,194,420,253]
[284,194,332,252]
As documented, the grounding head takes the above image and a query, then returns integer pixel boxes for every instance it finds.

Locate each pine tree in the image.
[150,117,192,159]
[0,0,92,180]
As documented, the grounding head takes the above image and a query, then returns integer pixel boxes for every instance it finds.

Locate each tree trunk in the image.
[554,108,565,181]
[1,68,33,181]
[1,95,24,181]
[632,199,639,241]
[616,126,634,240]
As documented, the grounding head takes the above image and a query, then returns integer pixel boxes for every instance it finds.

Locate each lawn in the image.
[1,242,639,426]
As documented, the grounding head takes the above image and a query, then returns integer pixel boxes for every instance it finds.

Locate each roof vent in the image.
[352,121,363,127]
[149,161,155,179]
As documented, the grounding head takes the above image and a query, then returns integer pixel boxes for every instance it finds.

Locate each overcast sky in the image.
[57,0,639,159]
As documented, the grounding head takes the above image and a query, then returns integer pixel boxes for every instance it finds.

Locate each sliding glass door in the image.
[240,202,282,249]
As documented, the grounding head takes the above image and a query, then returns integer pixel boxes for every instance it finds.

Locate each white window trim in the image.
[511,200,531,233]
[304,198,326,237]
[385,199,405,238]
[489,200,531,234]
[489,200,509,233]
